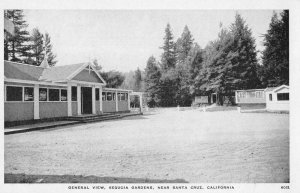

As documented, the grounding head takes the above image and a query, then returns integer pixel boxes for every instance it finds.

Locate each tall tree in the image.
[227,13,260,91]
[176,25,194,65]
[44,32,57,67]
[29,28,44,66]
[4,10,30,62]
[144,56,161,107]
[160,23,176,71]
[261,10,289,87]
[174,26,196,106]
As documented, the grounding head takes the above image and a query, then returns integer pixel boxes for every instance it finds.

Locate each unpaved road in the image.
[5,109,289,183]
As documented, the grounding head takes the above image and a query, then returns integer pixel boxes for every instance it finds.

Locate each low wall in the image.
[103,101,116,113]
[118,101,129,111]
[4,102,34,122]
[39,102,68,119]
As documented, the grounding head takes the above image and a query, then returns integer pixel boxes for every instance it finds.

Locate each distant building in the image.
[265,85,289,111]
[235,85,289,111]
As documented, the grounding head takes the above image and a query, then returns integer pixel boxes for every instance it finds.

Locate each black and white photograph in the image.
[1,0,300,192]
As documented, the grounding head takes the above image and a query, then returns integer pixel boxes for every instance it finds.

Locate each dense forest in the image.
[142,11,289,107]
[4,10,289,107]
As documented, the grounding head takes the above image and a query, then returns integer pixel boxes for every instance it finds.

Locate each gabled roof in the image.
[4,61,45,81]
[264,87,277,92]
[39,63,85,81]
[273,85,289,93]
[265,85,289,93]
[4,60,106,85]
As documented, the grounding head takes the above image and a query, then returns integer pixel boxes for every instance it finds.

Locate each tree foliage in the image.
[4,10,30,62]
[260,10,289,87]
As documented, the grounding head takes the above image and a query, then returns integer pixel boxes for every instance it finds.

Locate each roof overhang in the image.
[4,78,68,87]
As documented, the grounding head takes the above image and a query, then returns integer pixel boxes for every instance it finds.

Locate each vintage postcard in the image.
[1,0,299,193]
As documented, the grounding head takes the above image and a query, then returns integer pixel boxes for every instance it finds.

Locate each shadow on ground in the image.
[5,173,188,183]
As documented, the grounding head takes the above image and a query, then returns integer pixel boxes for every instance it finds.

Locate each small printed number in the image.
[281,186,289,189]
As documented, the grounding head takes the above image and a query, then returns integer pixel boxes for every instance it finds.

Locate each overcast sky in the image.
[24,10,281,72]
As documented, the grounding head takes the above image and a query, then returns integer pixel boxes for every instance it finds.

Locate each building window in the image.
[120,93,125,101]
[107,92,112,101]
[96,88,99,101]
[49,89,59,101]
[72,86,77,101]
[61,89,67,101]
[255,91,263,98]
[269,94,272,101]
[6,86,22,101]
[102,92,106,101]
[277,93,289,101]
[39,88,48,101]
[118,93,121,101]
[24,87,34,101]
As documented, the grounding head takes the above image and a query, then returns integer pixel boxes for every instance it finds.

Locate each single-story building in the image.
[265,85,289,111]
[235,85,289,111]
[4,60,133,123]
[235,88,266,109]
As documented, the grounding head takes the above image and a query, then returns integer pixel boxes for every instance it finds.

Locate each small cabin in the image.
[265,85,289,111]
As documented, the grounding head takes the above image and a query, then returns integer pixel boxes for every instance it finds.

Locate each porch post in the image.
[99,86,103,113]
[92,86,96,114]
[34,84,40,119]
[128,92,130,110]
[115,90,118,112]
[67,84,72,116]
[77,85,81,115]
[139,93,143,112]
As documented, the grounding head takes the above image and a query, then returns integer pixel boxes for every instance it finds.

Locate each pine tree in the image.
[176,25,194,65]
[4,10,30,62]
[160,23,176,71]
[29,28,44,66]
[227,13,260,90]
[174,26,196,106]
[144,56,162,107]
[44,32,57,67]
[261,10,289,87]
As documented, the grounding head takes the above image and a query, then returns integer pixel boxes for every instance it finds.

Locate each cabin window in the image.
[121,93,126,101]
[107,92,112,101]
[96,88,99,101]
[49,89,59,101]
[118,93,121,101]
[39,88,48,101]
[125,93,128,101]
[277,93,289,101]
[102,92,106,101]
[269,94,272,101]
[6,86,22,101]
[24,87,34,101]
[255,91,263,98]
[113,93,116,101]
[61,89,67,101]
[72,86,77,101]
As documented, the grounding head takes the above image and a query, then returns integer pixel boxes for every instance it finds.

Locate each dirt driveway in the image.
[4,109,289,183]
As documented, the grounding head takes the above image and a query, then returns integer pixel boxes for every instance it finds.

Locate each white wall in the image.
[266,87,289,111]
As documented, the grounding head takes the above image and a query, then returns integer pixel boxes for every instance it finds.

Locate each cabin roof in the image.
[4,60,106,84]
